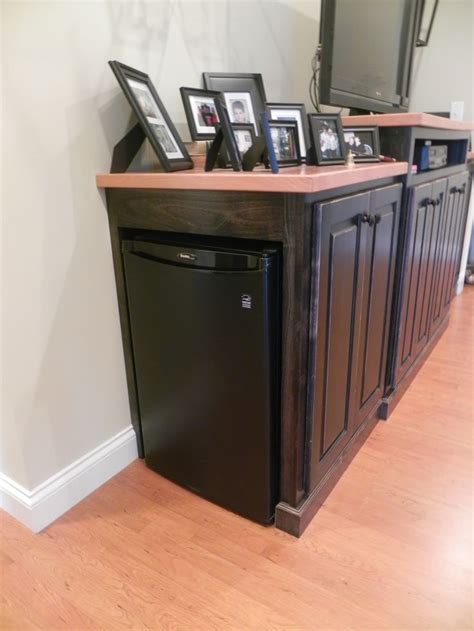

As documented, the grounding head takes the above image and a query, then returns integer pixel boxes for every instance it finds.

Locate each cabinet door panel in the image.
[351,184,401,429]
[430,172,468,335]
[411,179,446,358]
[443,173,469,306]
[309,193,369,489]
[396,182,432,383]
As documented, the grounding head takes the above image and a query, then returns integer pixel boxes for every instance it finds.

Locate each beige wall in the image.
[410,0,473,122]
[0,0,320,490]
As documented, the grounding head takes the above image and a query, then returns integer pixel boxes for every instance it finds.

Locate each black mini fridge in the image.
[122,237,280,523]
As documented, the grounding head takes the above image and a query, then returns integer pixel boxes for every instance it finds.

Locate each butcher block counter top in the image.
[342,112,474,131]
[96,162,408,194]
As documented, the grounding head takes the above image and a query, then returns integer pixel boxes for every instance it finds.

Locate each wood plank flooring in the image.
[1,287,473,630]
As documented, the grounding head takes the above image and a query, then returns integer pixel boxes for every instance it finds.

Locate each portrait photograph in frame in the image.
[203,72,267,135]
[308,113,347,165]
[180,87,221,141]
[343,126,381,162]
[109,61,192,172]
[266,103,309,160]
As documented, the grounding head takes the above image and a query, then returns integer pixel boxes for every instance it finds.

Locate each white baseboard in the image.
[0,425,138,533]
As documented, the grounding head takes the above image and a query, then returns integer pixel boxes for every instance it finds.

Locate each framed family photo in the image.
[308,113,346,165]
[203,72,267,135]
[343,126,380,162]
[109,61,192,172]
[266,103,310,160]
[180,87,221,140]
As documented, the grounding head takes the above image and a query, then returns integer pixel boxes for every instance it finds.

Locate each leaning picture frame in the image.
[203,72,267,135]
[109,61,193,172]
[211,98,243,171]
[180,86,221,141]
[342,126,381,162]
[266,103,310,160]
[307,113,347,165]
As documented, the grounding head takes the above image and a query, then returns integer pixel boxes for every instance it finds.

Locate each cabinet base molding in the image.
[275,409,379,537]
[380,315,449,420]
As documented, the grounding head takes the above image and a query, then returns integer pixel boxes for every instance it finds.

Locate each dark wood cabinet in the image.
[430,172,469,335]
[384,171,469,418]
[308,184,401,491]
[394,178,447,385]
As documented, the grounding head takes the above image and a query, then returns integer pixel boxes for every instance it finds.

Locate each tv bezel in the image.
[318,0,422,114]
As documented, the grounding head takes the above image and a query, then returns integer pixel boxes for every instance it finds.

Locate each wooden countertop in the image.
[96,162,408,194]
[342,113,474,131]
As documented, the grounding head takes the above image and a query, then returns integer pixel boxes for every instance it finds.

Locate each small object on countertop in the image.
[411,164,418,173]
[379,154,397,162]
[345,149,356,168]
[346,149,355,167]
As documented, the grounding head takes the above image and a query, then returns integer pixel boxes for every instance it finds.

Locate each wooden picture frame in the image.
[109,61,193,172]
[307,113,347,165]
[203,72,267,135]
[266,103,310,160]
[343,126,381,162]
[180,87,221,141]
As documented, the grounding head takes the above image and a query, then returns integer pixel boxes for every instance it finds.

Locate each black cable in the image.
[309,47,321,112]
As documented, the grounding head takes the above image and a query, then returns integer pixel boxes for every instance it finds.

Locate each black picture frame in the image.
[308,113,347,165]
[266,119,301,167]
[266,103,310,160]
[231,123,256,158]
[109,60,193,172]
[343,126,381,163]
[212,98,243,171]
[259,113,278,174]
[203,72,267,134]
[180,87,222,141]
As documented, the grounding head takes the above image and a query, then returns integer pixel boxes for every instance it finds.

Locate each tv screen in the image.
[319,0,420,113]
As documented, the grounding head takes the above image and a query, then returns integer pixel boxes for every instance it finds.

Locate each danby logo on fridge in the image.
[241,294,252,309]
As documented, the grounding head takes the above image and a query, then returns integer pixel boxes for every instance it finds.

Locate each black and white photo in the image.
[203,73,267,135]
[109,61,192,172]
[225,93,257,131]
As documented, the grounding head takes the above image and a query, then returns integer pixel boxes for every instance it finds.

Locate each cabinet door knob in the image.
[361,212,371,224]
[373,214,382,225]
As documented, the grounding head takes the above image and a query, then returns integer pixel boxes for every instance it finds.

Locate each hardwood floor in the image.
[1,288,473,630]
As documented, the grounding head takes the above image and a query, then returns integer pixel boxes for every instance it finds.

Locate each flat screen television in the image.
[319,0,421,113]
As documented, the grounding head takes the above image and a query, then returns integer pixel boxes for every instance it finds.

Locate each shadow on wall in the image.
[101,0,320,142]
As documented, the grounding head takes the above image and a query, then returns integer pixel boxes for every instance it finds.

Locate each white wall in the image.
[1,0,321,492]
[410,0,474,121]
